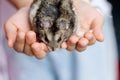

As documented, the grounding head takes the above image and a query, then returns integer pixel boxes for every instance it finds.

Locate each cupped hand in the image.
[62,0,104,52]
[4,6,48,59]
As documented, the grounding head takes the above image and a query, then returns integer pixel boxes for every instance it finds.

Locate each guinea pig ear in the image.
[56,18,70,30]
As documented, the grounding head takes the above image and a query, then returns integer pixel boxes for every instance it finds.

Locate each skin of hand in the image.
[8,0,33,9]
[64,0,104,51]
[4,6,48,59]
[4,0,104,59]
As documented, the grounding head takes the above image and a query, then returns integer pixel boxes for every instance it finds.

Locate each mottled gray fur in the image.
[29,0,80,51]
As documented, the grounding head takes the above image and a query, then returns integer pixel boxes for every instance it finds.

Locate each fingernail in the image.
[61,42,67,49]
[19,32,25,40]
[33,44,40,52]
[40,43,45,50]
[79,39,88,47]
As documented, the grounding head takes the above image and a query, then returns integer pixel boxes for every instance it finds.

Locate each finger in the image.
[92,15,104,42]
[61,42,67,49]
[31,42,47,59]
[23,31,37,56]
[67,35,79,51]
[14,31,25,52]
[76,38,89,52]
[4,21,17,47]
[26,31,36,45]
[84,32,96,45]
[23,43,34,56]
[76,47,87,52]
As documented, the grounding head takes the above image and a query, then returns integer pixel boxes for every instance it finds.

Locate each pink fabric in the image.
[0,0,18,80]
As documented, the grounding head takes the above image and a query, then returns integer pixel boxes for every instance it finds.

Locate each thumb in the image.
[4,21,17,47]
[92,16,104,42]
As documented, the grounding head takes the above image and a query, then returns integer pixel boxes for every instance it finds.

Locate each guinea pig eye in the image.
[40,19,51,28]
[58,20,69,30]
[57,37,61,42]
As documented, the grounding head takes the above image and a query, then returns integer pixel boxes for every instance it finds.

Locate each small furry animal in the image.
[29,0,84,51]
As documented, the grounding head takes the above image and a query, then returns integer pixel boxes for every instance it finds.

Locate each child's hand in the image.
[4,6,48,59]
[64,0,104,51]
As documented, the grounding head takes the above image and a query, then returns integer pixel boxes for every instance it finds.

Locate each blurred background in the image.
[108,0,120,79]
[0,0,120,80]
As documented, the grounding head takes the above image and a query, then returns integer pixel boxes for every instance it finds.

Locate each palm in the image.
[5,6,47,59]
[9,6,31,32]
